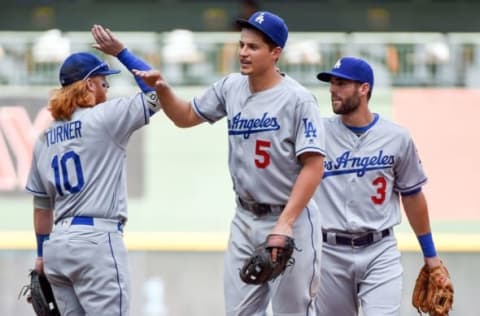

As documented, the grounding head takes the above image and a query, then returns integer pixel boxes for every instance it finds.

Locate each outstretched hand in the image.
[91,24,125,56]
[132,69,169,90]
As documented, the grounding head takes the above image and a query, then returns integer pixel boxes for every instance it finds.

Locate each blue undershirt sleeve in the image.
[116,48,153,93]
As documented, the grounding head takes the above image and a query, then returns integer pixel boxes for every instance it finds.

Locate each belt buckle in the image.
[350,232,371,248]
[252,203,270,216]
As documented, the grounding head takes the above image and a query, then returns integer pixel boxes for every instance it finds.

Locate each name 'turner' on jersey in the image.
[45,120,82,147]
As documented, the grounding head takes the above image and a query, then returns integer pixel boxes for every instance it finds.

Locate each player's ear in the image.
[271,46,282,61]
[359,82,370,97]
[85,78,96,92]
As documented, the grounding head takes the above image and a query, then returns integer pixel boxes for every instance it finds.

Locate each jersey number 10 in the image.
[51,150,85,196]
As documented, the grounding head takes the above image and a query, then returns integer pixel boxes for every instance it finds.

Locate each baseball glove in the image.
[239,234,295,285]
[19,270,60,316]
[412,263,454,316]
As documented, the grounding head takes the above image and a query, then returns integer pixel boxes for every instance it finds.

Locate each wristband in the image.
[36,234,50,257]
[417,232,437,258]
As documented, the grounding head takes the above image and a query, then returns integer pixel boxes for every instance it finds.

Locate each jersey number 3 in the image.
[371,176,387,205]
[51,150,85,196]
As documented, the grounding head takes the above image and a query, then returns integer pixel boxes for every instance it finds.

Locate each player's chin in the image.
[239,63,252,75]
[331,100,342,110]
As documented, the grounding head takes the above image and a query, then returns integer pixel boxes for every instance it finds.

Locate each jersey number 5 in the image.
[51,150,85,196]
[255,139,271,168]
[371,176,387,205]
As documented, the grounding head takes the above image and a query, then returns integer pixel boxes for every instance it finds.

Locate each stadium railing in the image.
[0,30,477,87]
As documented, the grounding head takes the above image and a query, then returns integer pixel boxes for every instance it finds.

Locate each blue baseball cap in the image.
[317,57,374,90]
[236,11,288,48]
[59,52,120,87]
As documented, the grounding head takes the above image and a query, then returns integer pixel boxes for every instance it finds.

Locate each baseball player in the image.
[25,25,160,315]
[314,56,445,315]
[134,11,326,316]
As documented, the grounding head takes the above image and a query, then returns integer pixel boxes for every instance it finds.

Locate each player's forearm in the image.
[402,192,441,260]
[156,86,202,127]
[276,154,324,232]
[402,191,432,235]
[34,208,53,258]
[116,48,153,93]
[34,208,53,235]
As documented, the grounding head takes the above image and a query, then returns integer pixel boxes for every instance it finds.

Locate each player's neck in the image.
[248,69,283,93]
[341,107,373,127]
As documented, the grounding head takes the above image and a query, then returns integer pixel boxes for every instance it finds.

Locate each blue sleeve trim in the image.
[401,187,422,196]
[116,48,153,93]
[296,147,327,157]
[25,186,48,196]
[192,99,212,123]
[395,177,427,193]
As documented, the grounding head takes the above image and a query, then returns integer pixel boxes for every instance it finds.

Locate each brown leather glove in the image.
[412,263,454,316]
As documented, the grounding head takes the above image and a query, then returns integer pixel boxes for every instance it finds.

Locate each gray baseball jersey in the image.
[318,113,427,232]
[193,73,326,204]
[26,93,153,223]
[26,93,157,315]
[316,113,427,316]
[193,73,326,315]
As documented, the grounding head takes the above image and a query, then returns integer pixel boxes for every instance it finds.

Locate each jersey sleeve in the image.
[393,132,428,194]
[192,76,229,123]
[294,97,326,158]
[25,140,49,197]
[98,93,151,148]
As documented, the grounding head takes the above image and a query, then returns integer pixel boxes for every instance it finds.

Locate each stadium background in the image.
[0,1,478,315]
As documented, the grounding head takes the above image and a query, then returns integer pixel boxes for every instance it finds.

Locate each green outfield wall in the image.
[0,86,479,252]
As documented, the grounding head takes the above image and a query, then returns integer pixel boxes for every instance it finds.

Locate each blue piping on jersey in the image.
[296,147,326,156]
[107,233,123,316]
[401,187,422,196]
[192,99,214,123]
[305,205,317,316]
[25,186,48,196]
[344,113,379,134]
[139,94,152,120]
[228,128,279,136]
[395,178,427,192]
[323,165,392,178]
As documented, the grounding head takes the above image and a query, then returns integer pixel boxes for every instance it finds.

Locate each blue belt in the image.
[71,216,124,232]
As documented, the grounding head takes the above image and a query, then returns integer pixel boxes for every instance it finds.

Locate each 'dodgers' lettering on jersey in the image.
[323,150,394,178]
[228,112,280,139]
[45,120,82,147]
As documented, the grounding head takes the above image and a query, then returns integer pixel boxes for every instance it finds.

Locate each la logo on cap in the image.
[334,59,342,69]
[255,13,265,24]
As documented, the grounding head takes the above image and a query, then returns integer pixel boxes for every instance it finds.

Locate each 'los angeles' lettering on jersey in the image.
[323,150,395,178]
[45,120,82,147]
[228,112,280,139]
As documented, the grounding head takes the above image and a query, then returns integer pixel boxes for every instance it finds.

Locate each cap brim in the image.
[317,71,356,82]
[236,18,280,47]
[95,69,121,76]
[237,18,266,37]
[236,18,252,29]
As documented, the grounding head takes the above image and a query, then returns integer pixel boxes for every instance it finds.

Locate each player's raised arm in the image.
[133,69,203,127]
[91,24,155,95]
[91,24,124,56]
